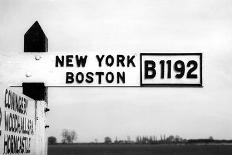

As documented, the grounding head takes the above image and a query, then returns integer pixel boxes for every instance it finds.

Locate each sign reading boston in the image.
[54,53,202,87]
[55,54,137,86]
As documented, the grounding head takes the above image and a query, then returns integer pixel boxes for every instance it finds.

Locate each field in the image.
[48,144,232,155]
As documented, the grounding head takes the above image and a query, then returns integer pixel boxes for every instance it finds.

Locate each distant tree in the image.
[114,137,118,144]
[61,129,69,144]
[126,136,131,143]
[70,130,77,142]
[166,135,175,143]
[61,129,77,144]
[104,137,112,144]
[136,136,141,144]
[174,135,182,143]
[209,136,214,140]
[48,136,57,145]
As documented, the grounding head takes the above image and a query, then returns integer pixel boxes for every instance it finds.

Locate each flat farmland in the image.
[48,144,232,155]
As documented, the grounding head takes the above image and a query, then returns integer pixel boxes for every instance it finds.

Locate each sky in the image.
[0,0,232,142]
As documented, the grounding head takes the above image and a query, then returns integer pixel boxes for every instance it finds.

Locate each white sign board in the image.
[1,52,202,87]
[0,88,35,154]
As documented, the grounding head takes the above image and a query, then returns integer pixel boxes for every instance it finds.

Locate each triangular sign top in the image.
[24,21,48,52]
[25,21,45,35]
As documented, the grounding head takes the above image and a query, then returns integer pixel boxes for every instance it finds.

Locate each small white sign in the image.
[140,53,202,87]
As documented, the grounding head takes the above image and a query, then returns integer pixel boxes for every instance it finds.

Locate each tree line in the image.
[104,135,186,144]
[48,129,232,145]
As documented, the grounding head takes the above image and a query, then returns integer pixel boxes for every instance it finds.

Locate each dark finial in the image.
[24,21,48,52]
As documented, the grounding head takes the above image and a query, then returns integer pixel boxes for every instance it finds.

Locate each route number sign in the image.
[140,53,202,87]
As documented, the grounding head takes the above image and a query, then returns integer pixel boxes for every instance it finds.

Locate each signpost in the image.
[0,21,203,155]
[0,21,49,155]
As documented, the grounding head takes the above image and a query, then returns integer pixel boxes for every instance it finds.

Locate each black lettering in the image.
[117,72,125,84]
[95,72,104,84]
[66,55,73,67]
[76,72,84,83]
[75,55,87,67]
[4,135,7,153]
[105,72,114,83]
[86,72,94,83]
[117,55,125,67]
[5,89,8,108]
[127,55,136,67]
[55,55,64,67]
[66,72,74,83]
[145,60,156,79]
[96,55,105,67]
[187,60,198,78]
[105,55,114,67]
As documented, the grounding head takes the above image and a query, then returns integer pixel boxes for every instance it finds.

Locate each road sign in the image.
[140,53,202,87]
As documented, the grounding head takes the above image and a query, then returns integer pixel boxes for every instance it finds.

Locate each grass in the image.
[48,144,232,155]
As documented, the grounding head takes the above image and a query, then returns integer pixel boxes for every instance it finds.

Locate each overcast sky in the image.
[0,0,232,142]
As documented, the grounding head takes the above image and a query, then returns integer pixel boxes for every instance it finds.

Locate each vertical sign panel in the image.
[0,88,36,155]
